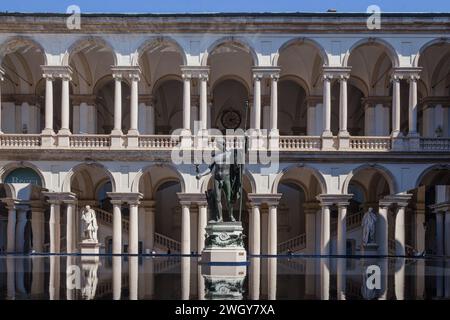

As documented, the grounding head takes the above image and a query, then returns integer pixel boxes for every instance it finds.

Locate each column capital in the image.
[430,202,450,213]
[41,65,72,80]
[107,192,142,204]
[247,193,282,206]
[141,200,156,209]
[43,192,77,203]
[322,66,351,80]
[316,194,353,206]
[251,66,280,79]
[176,192,207,206]
[111,66,141,80]
[180,65,210,79]
[380,193,412,207]
[391,67,422,81]
[0,198,20,209]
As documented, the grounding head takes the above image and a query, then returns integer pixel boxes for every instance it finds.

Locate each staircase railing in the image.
[93,206,181,253]
[331,209,364,235]
[277,233,306,253]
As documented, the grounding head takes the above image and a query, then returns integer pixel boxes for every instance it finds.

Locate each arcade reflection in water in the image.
[0,256,450,300]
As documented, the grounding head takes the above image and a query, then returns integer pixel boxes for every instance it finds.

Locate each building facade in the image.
[0,12,449,258]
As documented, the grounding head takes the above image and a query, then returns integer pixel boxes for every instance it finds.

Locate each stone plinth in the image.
[201,263,246,300]
[80,241,101,263]
[362,243,379,256]
[201,222,247,263]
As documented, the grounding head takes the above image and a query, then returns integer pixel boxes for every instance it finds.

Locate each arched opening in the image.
[94,77,130,134]
[66,37,117,134]
[275,166,325,254]
[207,39,255,132]
[138,38,185,135]
[152,79,183,134]
[417,41,450,137]
[346,40,395,136]
[211,78,249,132]
[0,37,46,133]
[344,166,395,255]
[276,39,325,136]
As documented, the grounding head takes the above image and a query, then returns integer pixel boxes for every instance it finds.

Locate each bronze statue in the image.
[196,141,243,223]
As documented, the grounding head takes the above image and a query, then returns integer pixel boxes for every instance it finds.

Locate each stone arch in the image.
[62,162,116,193]
[342,164,398,195]
[202,36,259,66]
[0,161,47,189]
[131,163,186,195]
[134,36,187,66]
[415,164,450,188]
[62,36,118,66]
[151,74,183,95]
[343,38,400,68]
[271,164,327,195]
[413,37,449,67]
[273,37,329,66]
[211,74,251,96]
[279,74,311,96]
[0,35,47,65]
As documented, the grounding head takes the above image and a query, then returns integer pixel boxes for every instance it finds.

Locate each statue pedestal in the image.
[201,222,247,264]
[362,243,379,256]
[80,241,101,263]
[201,263,246,300]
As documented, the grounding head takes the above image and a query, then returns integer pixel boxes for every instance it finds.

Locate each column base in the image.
[391,134,405,151]
[180,129,192,148]
[338,131,350,150]
[127,131,139,148]
[407,133,420,151]
[268,129,279,150]
[110,130,124,148]
[41,130,56,147]
[321,131,334,150]
[57,129,71,147]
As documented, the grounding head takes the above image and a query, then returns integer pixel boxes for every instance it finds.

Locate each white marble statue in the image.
[81,205,98,243]
[362,207,377,245]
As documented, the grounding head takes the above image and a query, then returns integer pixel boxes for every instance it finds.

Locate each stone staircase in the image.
[93,207,181,253]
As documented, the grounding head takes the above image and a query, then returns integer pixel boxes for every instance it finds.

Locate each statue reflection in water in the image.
[82,262,99,300]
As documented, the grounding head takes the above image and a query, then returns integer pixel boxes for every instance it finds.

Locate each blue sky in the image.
[0,0,449,13]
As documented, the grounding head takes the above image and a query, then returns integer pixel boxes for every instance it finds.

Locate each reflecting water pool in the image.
[0,255,449,300]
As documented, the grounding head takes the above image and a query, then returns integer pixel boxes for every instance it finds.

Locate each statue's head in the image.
[368,207,373,212]
[86,205,91,210]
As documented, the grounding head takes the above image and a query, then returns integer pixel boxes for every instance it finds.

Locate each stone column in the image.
[0,68,4,133]
[408,74,419,136]
[31,205,45,253]
[65,201,76,253]
[253,73,262,132]
[395,205,407,256]
[182,73,191,133]
[268,204,278,255]
[197,202,207,253]
[181,256,190,299]
[337,204,347,256]
[320,204,331,255]
[180,201,191,255]
[249,257,261,299]
[436,211,444,256]
[112,256,122,300]
[270,73,279,135]
[128,200,140,255]
[268,257,277,300]
[111,200,122,254]
[338,74,349,136]
[336,258,346,300]
[59,72,72,135]
[148,103,155,134]
[322,74,332,136]
[128,71,140,136]
[6,203,17,253]
[112,72,123,135]
[395,258,405,300]
[129,256,138,300]
[49,201,61,254]
[391,75,401,137]
[15,207,27,253]
[377,204,389,256]
[42,74,55,134]
[249,204,261,255]
[445,209,450,256]
[199,73,208,133]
